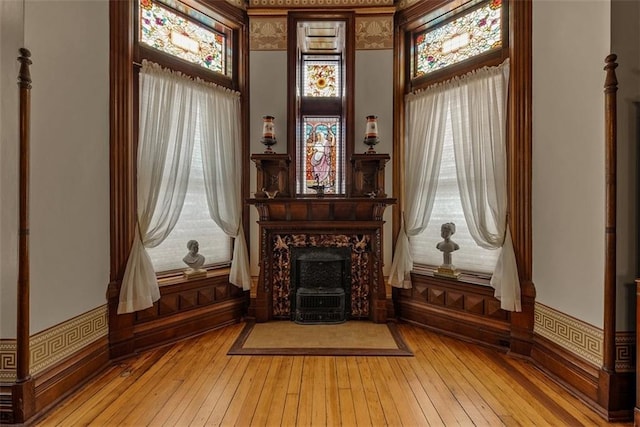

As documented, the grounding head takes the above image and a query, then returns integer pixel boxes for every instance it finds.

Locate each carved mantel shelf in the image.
[247,197,396,222]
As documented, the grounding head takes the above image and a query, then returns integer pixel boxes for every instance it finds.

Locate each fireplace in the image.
[290,247,351,323]
[247,198,395,323]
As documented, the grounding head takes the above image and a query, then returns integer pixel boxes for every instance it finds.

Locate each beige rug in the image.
[228,321,412,356]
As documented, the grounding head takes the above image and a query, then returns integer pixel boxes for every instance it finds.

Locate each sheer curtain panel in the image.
[119,61,250,314]
[449,60,520,311]
[119,61,197,314]
[198,82,251,290]
[387,86,448,288]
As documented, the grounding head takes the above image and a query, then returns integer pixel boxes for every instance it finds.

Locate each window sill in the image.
[411,264,492,287]
[157,267,231,287]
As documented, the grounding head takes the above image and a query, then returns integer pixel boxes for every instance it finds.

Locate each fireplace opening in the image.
[290,247,351,324]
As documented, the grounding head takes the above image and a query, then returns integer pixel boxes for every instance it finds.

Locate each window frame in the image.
[286,12,356,198]
[393,0,532,288]
[402,0,508,277]
[108,0,249,288]
[133,0,241,278]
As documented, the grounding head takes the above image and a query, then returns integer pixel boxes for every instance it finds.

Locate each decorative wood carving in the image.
[251,153,291,198]
[351,153,389,197]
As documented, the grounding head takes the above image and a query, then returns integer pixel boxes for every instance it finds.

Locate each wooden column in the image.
[598,54,618,412]
[507,0,535,356]
[602,54,618,375]
[107,0,136,359]
[12,47,35,424]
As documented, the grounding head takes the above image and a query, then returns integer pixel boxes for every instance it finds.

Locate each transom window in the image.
[139,0,232,78]
[303,58,341,97]
[412,0,505,80]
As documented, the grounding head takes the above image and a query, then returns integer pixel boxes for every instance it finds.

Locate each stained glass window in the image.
[303,58,341,97]
[414,0,502,77]
[298,117,343,195]
[139,0,227,75]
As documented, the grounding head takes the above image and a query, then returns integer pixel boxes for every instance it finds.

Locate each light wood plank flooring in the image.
[35,322,633,426]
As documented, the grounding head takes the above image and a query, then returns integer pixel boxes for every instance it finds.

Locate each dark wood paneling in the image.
[131,298,243,353]
[123,277,245,355]
[397,273,511,349]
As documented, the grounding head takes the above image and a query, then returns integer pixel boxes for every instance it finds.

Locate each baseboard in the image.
[531,334,600,402]
[532,334,634,422]
[109,274,246,359]
[33,336,110,418]
[396,274,513,349]
[0,337,110,425]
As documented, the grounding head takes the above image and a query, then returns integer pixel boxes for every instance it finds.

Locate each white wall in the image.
[24,0,110,333]
[532,0,611,328]
[355,49,394,274]
[0,0,24,338]
[248,50,288,276]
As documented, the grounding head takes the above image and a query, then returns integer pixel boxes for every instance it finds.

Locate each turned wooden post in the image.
[602,53,618,375]
[13,47,36,423]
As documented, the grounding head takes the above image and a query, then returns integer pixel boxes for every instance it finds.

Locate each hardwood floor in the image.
[35,322,632,426]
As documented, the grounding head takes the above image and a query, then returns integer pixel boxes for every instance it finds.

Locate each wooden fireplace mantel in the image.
[247,197,396,323]
[247,197,396,222]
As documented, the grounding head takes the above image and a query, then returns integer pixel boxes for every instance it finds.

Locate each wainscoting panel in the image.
[396,273,511,349]
[107,271,245,360]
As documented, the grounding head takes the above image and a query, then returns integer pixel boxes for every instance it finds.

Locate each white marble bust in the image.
[436,222,460,267]
[183,240,205,270]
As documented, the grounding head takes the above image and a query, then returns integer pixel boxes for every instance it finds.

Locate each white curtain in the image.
[198,83,252,290]
[449,59,520,311]
[119,61,250,313]
[387,86,448,288]
[118,61,197,314]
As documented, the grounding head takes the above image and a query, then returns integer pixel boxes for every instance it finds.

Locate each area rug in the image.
[227,321,413,356]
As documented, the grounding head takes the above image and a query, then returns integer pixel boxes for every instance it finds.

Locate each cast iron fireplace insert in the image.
[289,247,351,324]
